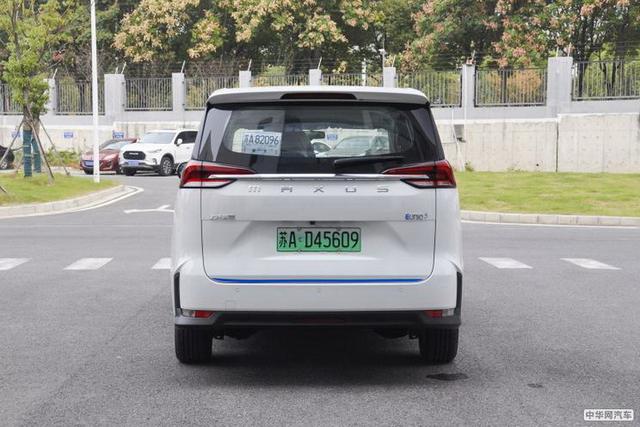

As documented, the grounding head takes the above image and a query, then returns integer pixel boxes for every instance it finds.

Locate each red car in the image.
[80,138,136,174]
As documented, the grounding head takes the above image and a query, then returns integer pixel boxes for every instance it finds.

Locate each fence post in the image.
[383,67,396,88]
[239,70,252,88]
[461,64,475,115]
[44,78,56,117]
[309,69,322,85]
[546,56,573,117]
[104,73,125,120]
[172,72,185,114]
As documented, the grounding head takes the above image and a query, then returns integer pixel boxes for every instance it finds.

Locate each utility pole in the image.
[90,0,100,183]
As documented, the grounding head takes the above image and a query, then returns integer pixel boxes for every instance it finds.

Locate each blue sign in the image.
[63,131,74,139]
[112,131,125,139]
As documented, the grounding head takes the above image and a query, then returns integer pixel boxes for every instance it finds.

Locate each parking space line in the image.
[0,258,29,271]
[64,258,113,270]
[479,257,532,269]
[152,258,171,270]
[562,258,620,270]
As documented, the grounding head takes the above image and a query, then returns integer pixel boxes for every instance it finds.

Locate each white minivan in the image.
[120,129,198,176]
[172,86,463,364]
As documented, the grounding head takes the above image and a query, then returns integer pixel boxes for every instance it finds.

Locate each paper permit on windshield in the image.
[240,130,282,156]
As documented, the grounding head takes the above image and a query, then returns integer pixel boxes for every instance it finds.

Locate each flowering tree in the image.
[114,0,388,71]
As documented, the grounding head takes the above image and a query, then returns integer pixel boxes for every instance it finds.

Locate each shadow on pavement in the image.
[176,329,466,388]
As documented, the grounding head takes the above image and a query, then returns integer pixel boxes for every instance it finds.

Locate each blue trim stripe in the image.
[211,277,424,284]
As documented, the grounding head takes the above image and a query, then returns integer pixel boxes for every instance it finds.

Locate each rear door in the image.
[193,102,446,283]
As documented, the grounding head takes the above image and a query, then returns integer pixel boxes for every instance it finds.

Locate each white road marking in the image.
[479,257,532,269]
[0,258,29,271]
[152,258,171,270]
[562,258,620,270]
[124,204,174,214]
[64,258,113,270]
[0,186,143,220]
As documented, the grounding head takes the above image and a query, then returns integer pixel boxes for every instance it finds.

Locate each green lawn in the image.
[0,173,116,206]
[456,171,640,217]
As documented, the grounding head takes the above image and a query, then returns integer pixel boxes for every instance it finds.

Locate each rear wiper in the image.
[333,155,405,168]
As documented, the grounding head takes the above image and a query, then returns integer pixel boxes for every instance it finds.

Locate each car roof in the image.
[207,86,428,105]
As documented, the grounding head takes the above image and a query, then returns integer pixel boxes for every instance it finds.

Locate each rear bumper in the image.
[173,260,463,328]
[175,308,461,330]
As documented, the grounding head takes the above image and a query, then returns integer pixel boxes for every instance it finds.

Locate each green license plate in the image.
[277,227,361,252]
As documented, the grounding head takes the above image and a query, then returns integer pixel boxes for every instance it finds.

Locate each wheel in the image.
[123,169,136,176]
[418,328,459,364]
[176,162,186,178]
[158,156,174,176]
[83,168,92,175]
[116,167,123,175]
[175,326,212,364]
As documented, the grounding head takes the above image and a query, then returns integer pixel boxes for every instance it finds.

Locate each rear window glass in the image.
[197,102,441,173]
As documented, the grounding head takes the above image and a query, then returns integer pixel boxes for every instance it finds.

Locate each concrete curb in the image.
[461,210,640,227]
[0,185,130,219]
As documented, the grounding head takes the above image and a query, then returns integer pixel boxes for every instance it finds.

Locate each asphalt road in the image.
[1,174,638,426]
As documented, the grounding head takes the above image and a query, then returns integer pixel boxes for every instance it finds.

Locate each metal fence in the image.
[251,74,308,87]
[572,60,640,100]
[125,78,172,111]
[185,76,239,110]
[398,70,461,107]
[0,84,21,114]
[475,68,547,106]
[55,80,104,114]
[322,73,383,86]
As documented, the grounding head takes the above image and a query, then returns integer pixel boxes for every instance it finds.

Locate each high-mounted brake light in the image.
[180,161,255,188]
[383,160,456,189]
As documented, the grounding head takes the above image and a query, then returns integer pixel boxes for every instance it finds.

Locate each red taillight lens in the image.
[180,161,255,188]
[425,310,443,318]
[382,160,456,188]
[181,309,215,318]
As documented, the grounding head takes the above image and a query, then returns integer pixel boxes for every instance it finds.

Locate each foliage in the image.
[0,0,78,117]
[404,0,640,70]
[46,148,80,167]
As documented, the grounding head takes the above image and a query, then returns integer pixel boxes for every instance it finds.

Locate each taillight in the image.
[181,309,215,318]
[180,161,255,188]
[382,160,456,188]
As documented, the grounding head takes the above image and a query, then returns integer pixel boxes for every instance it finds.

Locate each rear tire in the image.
[418,328,458,364]
[175,326,213,364]
[83,168,92,175]
[123,169,136,176]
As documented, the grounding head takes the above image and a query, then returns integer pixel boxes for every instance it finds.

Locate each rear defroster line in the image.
[210,277,425,284]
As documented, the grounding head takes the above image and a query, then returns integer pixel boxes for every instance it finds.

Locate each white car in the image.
[120,129,198,176]
[172,86,463,364]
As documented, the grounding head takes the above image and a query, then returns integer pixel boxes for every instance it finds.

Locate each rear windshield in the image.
[196,102,442,173]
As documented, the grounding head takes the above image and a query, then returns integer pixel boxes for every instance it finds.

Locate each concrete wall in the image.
[438,113,640,173]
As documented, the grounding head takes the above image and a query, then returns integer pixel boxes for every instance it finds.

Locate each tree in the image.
[0,0,77,177]
[113,0,385,73]
[402,0,500,71]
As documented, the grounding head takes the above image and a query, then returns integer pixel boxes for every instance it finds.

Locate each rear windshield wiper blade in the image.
[333,155,405,168]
